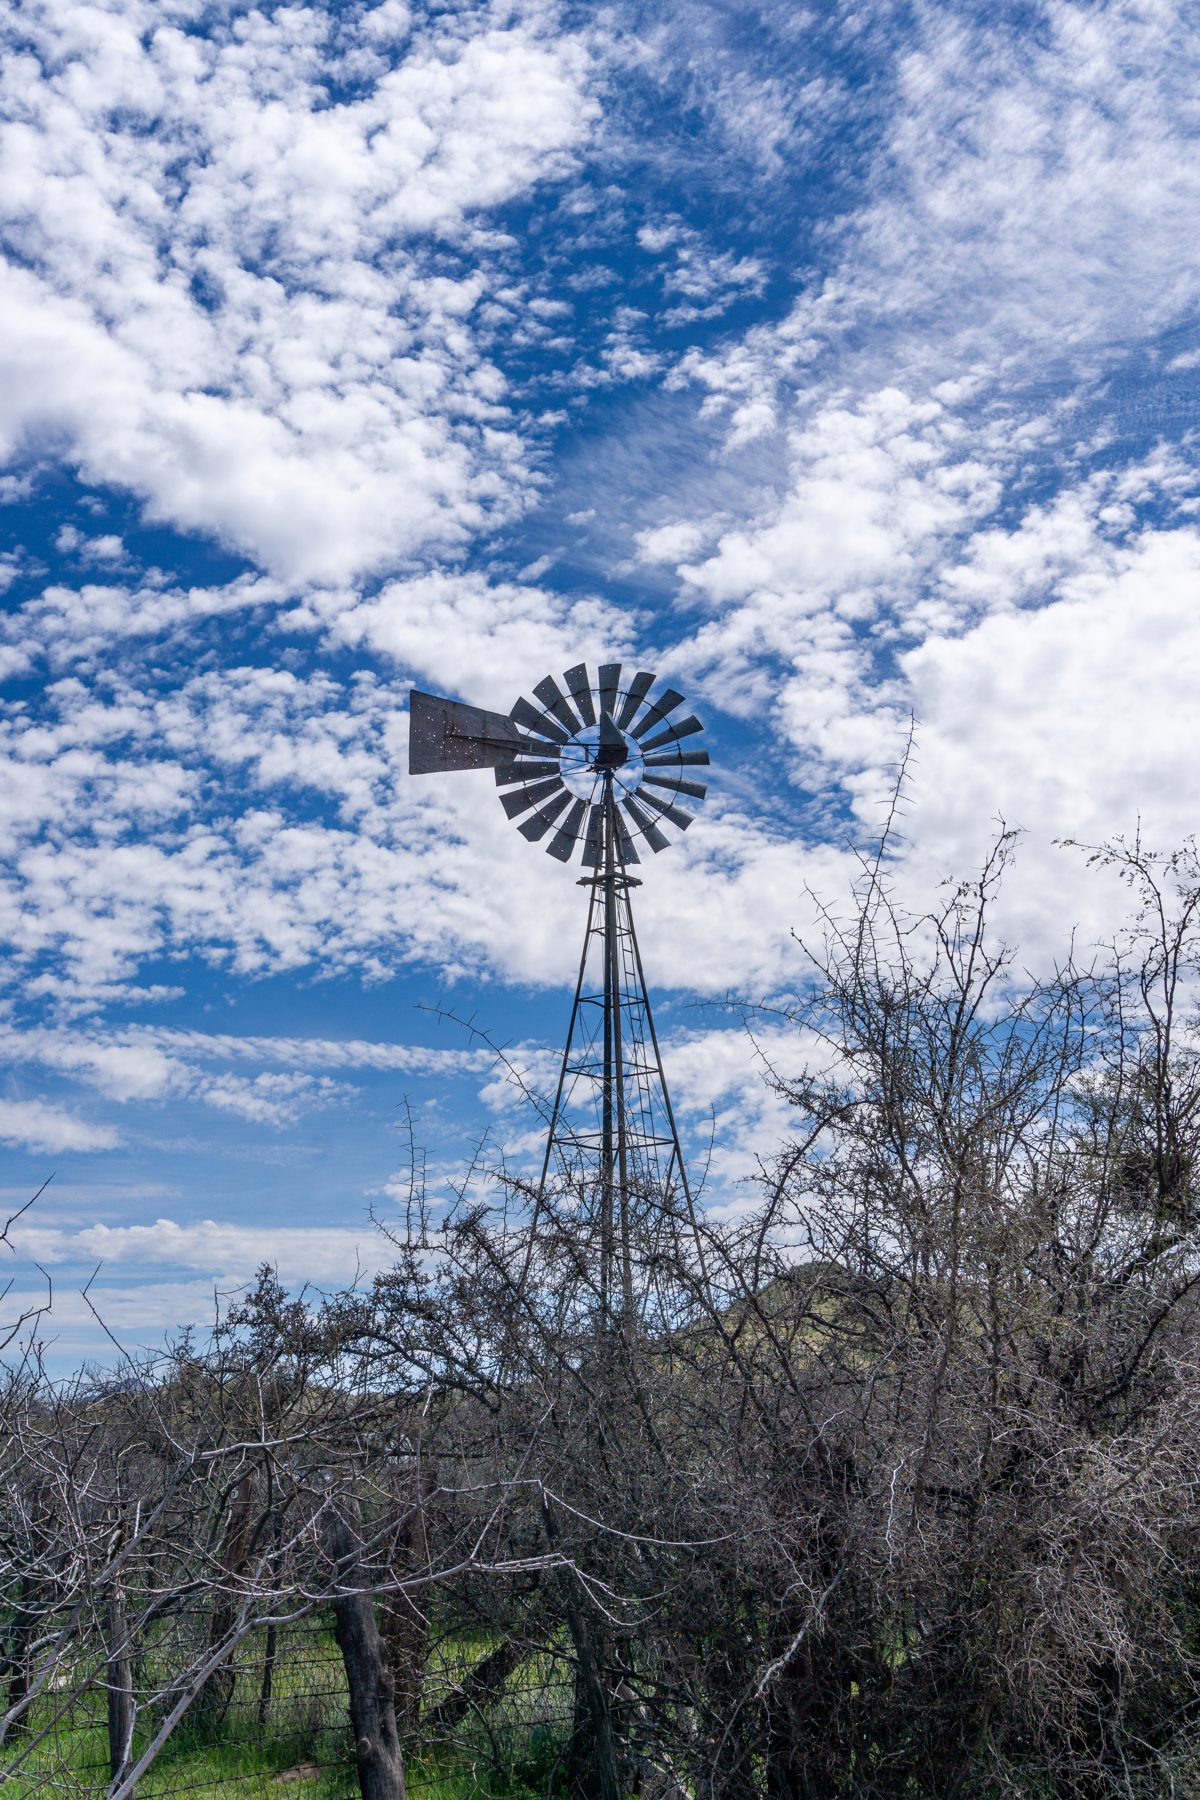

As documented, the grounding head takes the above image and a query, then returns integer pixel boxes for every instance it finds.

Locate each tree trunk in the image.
[423,1637,520,1736]
[4,1577,36,1730]
[329,1499,407,1800]
[377,1461,433,1731]
[564,1605,622,1800]
[106,1586,135,1794]
[542,1496,621,1800]
[196,1476,257,1724]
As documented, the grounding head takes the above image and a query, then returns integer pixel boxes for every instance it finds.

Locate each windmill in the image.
[408,662,707,1325]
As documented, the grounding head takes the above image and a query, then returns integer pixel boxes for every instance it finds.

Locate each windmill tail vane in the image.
[408,661,708,1322]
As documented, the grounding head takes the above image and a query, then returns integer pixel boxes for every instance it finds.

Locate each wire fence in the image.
[2,1610,575,1797]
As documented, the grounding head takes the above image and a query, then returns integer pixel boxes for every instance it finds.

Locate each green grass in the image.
[0,1627,571,1799]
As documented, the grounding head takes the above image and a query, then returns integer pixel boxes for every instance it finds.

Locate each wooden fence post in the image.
[329,1497,407,1800]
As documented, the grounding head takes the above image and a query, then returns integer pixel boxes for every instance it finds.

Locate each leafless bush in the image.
[6,832,1200,1800]
[334,831,1200,1797]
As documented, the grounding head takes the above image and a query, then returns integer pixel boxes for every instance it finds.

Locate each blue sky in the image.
[1,0,1199,1363]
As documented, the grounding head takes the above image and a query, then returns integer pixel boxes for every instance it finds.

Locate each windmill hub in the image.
[560,716,641,798]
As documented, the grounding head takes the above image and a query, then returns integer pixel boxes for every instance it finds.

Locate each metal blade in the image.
[613,809,641,866]
[563,663,596,726]
[630,687,685,740]
[615,670,655,731]
[644,747,710,768]
[642,773,708,801]
[500,776,565,819]
[493,758,561,788]
[408,690,526,773]
[622,795,670,854]
[598,662,622,719]
[639,713,703,754]
[518,790,572,840]
[546,798,588,861]
[637,787,694,831]
[510,695,570,746]
[582,802,604,866]
[533,674,584,735]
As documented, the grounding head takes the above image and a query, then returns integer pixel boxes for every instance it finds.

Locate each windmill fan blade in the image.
[563,662,596,726]
[616,670,656,730]
[494,758,562,788]
[631,688,685,739]
[510,695,571,745]
[500,776,565,819]
[622,795,670,854]
[637,788,694,831]
[519,790,572,840]
[643,773,708,801]
[598,662,622,719]
[533,674,584,734]
[639,714,703,754]
[546,798,588,861]
[582,802,604,866]
[408,690,527,773]
[613,809,641,866]
[644,747,710,768]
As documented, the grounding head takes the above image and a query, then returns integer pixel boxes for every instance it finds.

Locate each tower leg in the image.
[600,772,616,1332]
[536,873,604,1203]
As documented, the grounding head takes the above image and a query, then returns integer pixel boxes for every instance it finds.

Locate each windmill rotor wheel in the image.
[495,662,709,864]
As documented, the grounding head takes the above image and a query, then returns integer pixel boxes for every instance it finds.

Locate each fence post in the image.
[329,1497,407,1800]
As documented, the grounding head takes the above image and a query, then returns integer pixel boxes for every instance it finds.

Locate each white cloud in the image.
[12,1215,379,1287]
[3,572,289,674]
[888,523,1200,949]
[0,625,854,1008]
[681,387,999,614]
[362,2,413,49]
[636,519,710,565]
[190,1070,350,1128]
[0,1097,119,1153]
[0,1022,502,1180]
[54,526,124,565]
[625,5,1200,975]
[131,1027,491,1077]
[673,5,1200,448]
[0,1,598,583]
[859,4,1200,365]
[326,569,632,709]
[637,214,765,324]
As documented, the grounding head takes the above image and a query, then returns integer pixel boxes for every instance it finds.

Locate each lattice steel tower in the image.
[408,662,708,1321]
